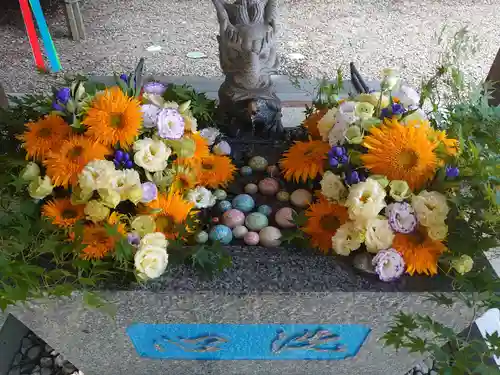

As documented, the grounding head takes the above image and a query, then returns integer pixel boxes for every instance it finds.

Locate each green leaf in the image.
[427,293,455,307]
[52,284,74,297]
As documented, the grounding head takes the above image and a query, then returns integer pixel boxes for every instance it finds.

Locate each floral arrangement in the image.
[8,68,236,286]
[280,67,498,282]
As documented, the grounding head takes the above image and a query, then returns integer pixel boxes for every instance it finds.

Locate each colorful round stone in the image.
[244,183,258,195]
[275,207,296,229]
[233,225,248,239]
[232,194,255,213]
[218,200,232,212]
[240,166,253,176]
[222,209,245,228]
[209,225,233,244]
[276,191,290,202]
[249,156,268,171]
[258,177,280,196]
[257,204,272,217]
[195,230,209,244]
[290,189,313,208]
[245,212,269,231]
[213,189,227,200]
[259,226,282,247]
[244,231,260,245]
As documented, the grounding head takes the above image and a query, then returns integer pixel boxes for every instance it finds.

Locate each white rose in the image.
[213,141,231,156]
[140,232,169,249]
[317,108,338,141]
[20,162,40,181]
[320,171,347,203]
[392,84,420,108]
[327,114,349,146]
[78,160,117,193]
[134,245,169,280]
[364,217,395,253]
[199,127,220,146]
[133,138,171,172]
[186,186,216,209]
[427,224,448,241]
[115,169,142,196]
[411,190,449,227]
[331,221,364,256]
[28,175,53,200]
[345,179,387,222]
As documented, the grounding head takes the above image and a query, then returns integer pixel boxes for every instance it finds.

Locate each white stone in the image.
[259,226,282,247]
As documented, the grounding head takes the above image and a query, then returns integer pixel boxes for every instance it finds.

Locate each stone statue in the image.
[212,0,284,139]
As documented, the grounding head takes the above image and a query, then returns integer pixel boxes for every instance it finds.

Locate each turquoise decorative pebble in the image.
[245,212,269,231]
[249,156,268,171]
[209,225,233,244]
[257,205,272,217]
[213,189,227,200]
[218,200,232,212]
[240,166,253,176]
[195,231,209,244]
[232,194,255,213]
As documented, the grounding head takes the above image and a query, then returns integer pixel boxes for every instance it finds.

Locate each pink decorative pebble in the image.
[244,231,260,245]
[222,209,245,228]
[275,207,296,229]
[258,177,280,196]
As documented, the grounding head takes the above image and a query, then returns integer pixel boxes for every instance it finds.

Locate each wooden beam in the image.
[487,48,500,106]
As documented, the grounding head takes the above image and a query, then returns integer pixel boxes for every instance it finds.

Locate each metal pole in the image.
[486,48,500,106]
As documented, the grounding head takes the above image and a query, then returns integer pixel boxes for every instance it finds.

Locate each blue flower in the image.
[380,107,391,119]
[55,87,71,104]
[339,154,349,164]
[391,103,405,115]
[345,170,360,185]
[52,101,64,111]
[329,156,339,168]
[446,166,459,178]
[120,74,129,84]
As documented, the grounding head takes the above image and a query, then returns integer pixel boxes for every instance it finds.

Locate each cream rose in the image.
[84,200,110,223]
[411,190,449,227]
[28,175,53,200]
[317,108,338,141]
[20,162,40,181]
[140,232,169,249]
[78,160,118,193]
[133,138,171,172]
[132,216,157,237]
[320,171,347,203]
[427,224,448,241]
[451,255,474,275]
[98,188,121,208]
[389,180,412,202]
[345,179,387,222]
[186,186,216,209]
[331,221,364,256]
[364,217,395,253]
[134,244,169,280]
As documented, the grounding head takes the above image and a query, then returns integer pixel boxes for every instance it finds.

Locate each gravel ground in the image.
[0,0,499,93]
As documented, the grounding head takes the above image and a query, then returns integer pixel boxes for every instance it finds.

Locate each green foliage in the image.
[162,84,217,125]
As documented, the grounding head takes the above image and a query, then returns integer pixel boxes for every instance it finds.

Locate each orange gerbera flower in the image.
[361,118,438,190]
[42,198,85,228]
[302,196,349,253]
[303,108,328,139]
[44,135,110,188]
[82,87,142,149]
[18,115,72,160]
[176,133,210,169]
[145,192,195,239]
[392,229,446,276]
[198,155,236,189]
[280,140,330,183]
[170,163,198,192]
[80,212,126,260]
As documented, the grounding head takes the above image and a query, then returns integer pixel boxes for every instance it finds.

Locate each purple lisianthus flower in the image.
[55,87,71,104]
[372,248,405,282]
[127,232,141,247]
[446,165,459,178]
[345,170,360,185]
[386,202,417,234]
[52,101,64,111]
[157,108,185,139]
[141,104,160,128]
[143,82,167,96]
[391,103,405,115]
[140,182,158,203]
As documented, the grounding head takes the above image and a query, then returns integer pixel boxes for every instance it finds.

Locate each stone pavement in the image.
[1,0,500,93]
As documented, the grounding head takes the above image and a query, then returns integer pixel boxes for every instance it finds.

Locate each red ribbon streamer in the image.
[18,0,45,70]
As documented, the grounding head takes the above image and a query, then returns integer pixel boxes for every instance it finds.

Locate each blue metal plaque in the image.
[126,323,370,360]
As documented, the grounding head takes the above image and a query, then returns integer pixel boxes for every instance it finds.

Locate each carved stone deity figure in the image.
[212,0,284,138]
